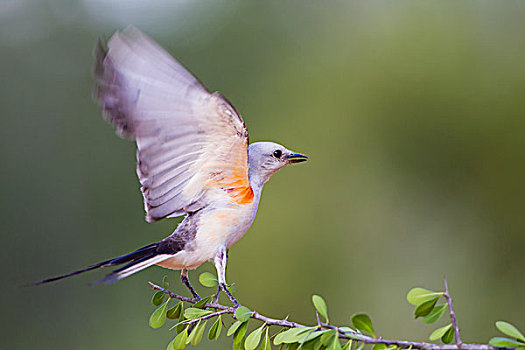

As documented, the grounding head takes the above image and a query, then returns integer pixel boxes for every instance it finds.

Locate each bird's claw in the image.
[218,282,240,307]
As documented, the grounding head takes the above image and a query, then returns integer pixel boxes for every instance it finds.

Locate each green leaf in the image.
[245,324,266,350]
[414,297,439,318]
[233,321,249,345]
[183,308,212,319]
[228,321,244,336]
[176,308,186,333]
[301,337,322,350]
[199,272,219,287]
[274,327,317,345]
[208,315,223,340]
[300,329,330,343]
[489,337,525,348]
[423,304,448,324]
[193,296,212,309]
[343,340,353,350]
[441,325,454,344]
[162,275,169,289]
[187,320,202,345]
[372,344,387,350]
[233,339,245,350]
[327,331,342,350]
[235,306,253,322]
[260,328,272,350]
[321,329,337,346]
[312,295,329,322]
[152,291,165,306]
[172,326,189,350]
[351,314,375,337]
[429,323,452,341]
[167,301,183,319]
[149,298,170,329]
[496,321,525,342]
[287,343,300,350]
[407,288,443,306]
[189,320,207,346]
[339,327,354,334]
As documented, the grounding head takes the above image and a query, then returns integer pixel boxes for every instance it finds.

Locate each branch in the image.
[444,277,463,347]
[149,282,510,350]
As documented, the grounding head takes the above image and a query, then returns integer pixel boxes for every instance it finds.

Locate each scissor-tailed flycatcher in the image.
[34,26,307,305]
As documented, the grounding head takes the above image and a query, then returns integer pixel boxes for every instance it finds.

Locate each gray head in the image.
[248,141,307,189]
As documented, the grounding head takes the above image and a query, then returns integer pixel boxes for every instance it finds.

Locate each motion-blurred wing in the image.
[93,26,252,222]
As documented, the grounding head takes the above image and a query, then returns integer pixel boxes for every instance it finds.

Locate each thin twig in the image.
[149,282,509,350]
[444,278,463,347]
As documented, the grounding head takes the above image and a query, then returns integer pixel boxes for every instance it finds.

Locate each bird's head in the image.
[248,141,307,188]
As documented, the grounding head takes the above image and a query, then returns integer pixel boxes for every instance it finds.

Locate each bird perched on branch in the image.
[33,26,307,305]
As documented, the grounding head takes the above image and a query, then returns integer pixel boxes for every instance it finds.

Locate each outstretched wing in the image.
[93,26,253,222]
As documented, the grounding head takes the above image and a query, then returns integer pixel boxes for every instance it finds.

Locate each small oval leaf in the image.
[351,314,375,337]
[245,324,265,350]
[321,329,337,346]
[176,308,186,334]
[274,327,316,345]
[496,321,525,342]
[312,295,329,322]
[327,331,343,350]
[233,321,249,345]
[260,328,272,350]
[188,320,207,346]
[300,329,330,343]
[414,297,439,318]
[407,288,443,306]
[228,321,243,337]
[235,306,253,322]
[149,299,170,329]
[429,323,452,341]
[167,301,183,320]
[441,325,455,344]
[152,291,165,306]
[489,337,525,348]
[162,275,169,289]
[187,320,201,345]
[208,315,223,340]
[172,326,189,350]
[423,303,448,324]
[199,272,219,288]
[184,308,213,319]
[193,296,212,309]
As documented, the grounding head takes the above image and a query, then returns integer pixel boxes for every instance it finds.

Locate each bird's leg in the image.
[213,247,240,307]
[180,269,201,301]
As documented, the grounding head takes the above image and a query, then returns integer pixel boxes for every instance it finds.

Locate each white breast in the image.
[157,198,260,270]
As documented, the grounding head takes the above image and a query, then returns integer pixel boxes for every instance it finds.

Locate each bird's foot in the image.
[180,271,201,301]
[219,283,240,308]
[213,287,221,304]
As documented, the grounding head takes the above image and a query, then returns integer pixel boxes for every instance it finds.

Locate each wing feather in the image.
[94,26,251,222]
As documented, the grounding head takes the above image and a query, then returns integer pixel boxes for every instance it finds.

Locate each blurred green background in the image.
[1,1,524,349]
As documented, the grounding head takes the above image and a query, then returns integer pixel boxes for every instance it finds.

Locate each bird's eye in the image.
[273,150,282,158]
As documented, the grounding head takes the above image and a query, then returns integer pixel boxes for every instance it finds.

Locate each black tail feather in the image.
[30,243,159,286]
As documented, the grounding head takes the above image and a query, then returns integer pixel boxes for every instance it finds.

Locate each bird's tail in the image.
[30,243,168,286]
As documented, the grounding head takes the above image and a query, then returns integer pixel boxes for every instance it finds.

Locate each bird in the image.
[32,26,307,306]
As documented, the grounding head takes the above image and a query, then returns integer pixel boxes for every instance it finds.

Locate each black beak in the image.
[285,152,308,164]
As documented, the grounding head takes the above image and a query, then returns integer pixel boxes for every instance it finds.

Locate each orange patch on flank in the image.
[207,144,254,205]
[210,171,254,205]
[229,185,254,204]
